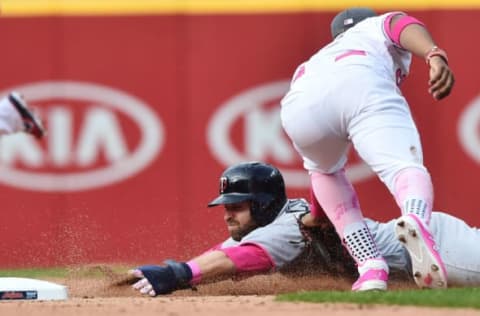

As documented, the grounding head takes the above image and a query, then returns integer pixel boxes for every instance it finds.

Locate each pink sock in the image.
[309,186,328,219]
[311,170,381,263]
[310,170,363,239]
[393,168,433,224]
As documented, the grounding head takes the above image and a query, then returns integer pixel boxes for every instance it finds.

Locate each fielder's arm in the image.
[389,13,455,100]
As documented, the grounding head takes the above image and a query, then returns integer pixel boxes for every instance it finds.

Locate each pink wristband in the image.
[425,46,448,65]
[186,260,202,285]
[384,13,425,47]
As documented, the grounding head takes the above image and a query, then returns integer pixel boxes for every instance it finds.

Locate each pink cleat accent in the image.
[395,214,448,289]
[352,258,388,291]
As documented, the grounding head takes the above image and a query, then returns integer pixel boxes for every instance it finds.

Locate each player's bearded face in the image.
[223,201,257,241]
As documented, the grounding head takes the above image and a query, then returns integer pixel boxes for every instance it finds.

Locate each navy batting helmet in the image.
[208,162,287,226]
[330,7,377,39]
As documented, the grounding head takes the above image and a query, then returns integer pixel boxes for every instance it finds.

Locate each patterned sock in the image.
[403,197,428,220]
[310,170,383,265]
[343,221,381,264]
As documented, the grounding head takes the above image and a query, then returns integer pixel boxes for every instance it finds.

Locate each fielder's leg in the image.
[347,84,447,289]
[311,170,388,291]
[281,64,388,291]
[391,167,447,288]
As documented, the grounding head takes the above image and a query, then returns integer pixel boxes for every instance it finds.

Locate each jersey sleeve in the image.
[220,243,275,273]
[381,12,405,46]
[237,199,308,270]
[381,11,426,48]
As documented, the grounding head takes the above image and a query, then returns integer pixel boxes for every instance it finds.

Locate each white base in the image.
[0,277,68,300]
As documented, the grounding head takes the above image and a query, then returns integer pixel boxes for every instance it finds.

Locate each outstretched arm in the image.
[188,250,236,281]
[131,244,273,296]
[388,13,455,100]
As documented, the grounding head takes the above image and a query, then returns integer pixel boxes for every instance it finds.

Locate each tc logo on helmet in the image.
[220,176,228,193]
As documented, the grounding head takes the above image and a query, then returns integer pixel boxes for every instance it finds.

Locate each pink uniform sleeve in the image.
[383,12,425,48]
[186,242,274,284]
[220,243,275,273]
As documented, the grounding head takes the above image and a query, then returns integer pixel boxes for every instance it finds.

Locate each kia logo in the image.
[459,95,480,163]
[207,80,373,188]
[0,81,164,192]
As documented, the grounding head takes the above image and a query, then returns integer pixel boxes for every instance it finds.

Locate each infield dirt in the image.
[0,267,478,316]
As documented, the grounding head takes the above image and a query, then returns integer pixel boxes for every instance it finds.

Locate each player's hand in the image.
[130,264,178,296]
[130,261,194,297]
[129,269,156,297]
[428,56,454,100]
[300,213,324,227]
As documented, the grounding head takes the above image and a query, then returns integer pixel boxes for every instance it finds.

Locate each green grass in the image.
[0,264,131,279]
[0,267,69,278]
[277,288,480,309]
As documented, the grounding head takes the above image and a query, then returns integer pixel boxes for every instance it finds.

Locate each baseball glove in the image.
[297,212,357,277]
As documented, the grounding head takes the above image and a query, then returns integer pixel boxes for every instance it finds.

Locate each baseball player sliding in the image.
[280,8,455,291]
[129,162,480,297]
[0,91,45,139]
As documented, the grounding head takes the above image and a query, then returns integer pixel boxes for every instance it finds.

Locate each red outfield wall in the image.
[0,10,478,267]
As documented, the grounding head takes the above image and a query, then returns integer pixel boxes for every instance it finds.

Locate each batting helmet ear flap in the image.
[250,198,273,227]
[250,192,286,227]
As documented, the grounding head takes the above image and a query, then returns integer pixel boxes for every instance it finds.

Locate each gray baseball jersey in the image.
[220,198,308,269]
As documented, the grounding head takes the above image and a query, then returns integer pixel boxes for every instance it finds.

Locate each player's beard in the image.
[226,219,258,241]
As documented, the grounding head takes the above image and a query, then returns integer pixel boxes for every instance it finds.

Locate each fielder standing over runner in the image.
[280,7,455,291]
[128,162,480,297]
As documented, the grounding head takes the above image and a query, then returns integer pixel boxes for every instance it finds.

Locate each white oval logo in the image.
[459,95,480,163]
[207,80,373,188]
[0,81,164,192]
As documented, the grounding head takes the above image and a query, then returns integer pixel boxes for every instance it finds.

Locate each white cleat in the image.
[395,214,448,289]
